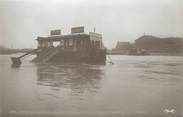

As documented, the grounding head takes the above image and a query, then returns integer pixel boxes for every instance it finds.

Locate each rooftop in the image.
[37,33,90,41]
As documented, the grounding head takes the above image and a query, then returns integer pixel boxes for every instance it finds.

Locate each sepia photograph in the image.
[0,0,183,117]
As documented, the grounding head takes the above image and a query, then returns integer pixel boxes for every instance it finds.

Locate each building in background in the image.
[135,35,183,55]
[108,35,183,56]
[111,42,133,55]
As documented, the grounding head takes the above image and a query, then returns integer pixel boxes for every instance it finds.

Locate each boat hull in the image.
[33,48,106,65]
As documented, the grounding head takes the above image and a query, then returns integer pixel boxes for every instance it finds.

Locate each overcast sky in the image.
[0,0,183,49]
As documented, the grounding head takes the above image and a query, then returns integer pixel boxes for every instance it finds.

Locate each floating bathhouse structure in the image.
[32,26,106,64]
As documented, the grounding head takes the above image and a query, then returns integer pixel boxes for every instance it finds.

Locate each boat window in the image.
[69,39,73,46]
[60,40,64,46]
[96,41,100,49]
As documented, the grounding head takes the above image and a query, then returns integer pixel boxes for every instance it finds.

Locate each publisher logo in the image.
[163,109,176,114]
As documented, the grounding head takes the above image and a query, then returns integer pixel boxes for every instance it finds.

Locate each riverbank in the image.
[0,48,34,55]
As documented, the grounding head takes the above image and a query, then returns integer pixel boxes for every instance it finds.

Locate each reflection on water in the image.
[0,55,183,117]
[36,64,104,94]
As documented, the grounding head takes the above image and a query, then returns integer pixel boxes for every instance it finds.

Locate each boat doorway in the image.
[53,41,60,47]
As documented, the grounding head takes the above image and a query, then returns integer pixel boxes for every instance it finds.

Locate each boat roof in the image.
[37,33,90,42]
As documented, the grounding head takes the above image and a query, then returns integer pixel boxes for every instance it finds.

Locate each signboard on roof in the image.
[89,32,102,41]
[50,29,61,36]
[71,26,84,33]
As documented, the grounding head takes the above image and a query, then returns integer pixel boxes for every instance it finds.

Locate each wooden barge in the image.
[32,27,106,64]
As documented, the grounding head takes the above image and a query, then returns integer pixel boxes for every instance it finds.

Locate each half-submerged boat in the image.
[32,26,106,64]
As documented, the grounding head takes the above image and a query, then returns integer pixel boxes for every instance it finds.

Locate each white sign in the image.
[50,30,61,35]
[89,32,102,41]
[71,26,84,33]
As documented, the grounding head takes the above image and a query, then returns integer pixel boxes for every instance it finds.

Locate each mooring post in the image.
[11,57,22,66]
[10,49,38,66]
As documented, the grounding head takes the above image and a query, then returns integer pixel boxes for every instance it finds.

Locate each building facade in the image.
[135,35,183,55]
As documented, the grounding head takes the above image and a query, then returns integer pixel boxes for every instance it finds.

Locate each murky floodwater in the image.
[0,55,183,117]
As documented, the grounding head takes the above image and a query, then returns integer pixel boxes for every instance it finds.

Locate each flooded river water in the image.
[0,55,183,117]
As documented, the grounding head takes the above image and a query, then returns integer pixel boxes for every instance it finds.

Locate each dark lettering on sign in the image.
[50,30,61,35]
[71,26,84,33]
